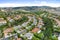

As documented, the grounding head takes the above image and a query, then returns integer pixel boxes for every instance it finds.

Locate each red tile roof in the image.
[17,38,22,40]
[31,27,40,33]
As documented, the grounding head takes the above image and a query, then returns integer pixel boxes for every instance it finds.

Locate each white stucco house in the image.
[0,18,7,26]
[24,32,33,40]
[58,34,60,40]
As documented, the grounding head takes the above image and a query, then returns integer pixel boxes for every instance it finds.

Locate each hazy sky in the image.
[0,0,60,7]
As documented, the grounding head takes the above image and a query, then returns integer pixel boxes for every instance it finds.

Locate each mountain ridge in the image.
[0,6,60,15]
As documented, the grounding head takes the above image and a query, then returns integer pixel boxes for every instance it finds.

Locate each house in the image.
[24,32,33,40]
[0,18,7,26]
[21,16,32,27]
[21,22,28,27]
[37,24,42,28]
[17,38,22,40]
[37,17,44,28]
[31,27,40,33]
[54,18,60,26]
[38,18,44,25]
[17,29,27,34]
[13,25,22,30]
[33,16,37,25]
[7,17,14,22]
[13,25,27,34]
[3,27,13,38]
[14,15,21,20]
[58,34,60,40]
[1,9,6,12]
[2,33,18,40]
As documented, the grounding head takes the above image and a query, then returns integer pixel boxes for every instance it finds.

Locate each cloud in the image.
[40,1,60,7]
[0,1,60,7]
[0,3,33,7]
[34,1,60,7]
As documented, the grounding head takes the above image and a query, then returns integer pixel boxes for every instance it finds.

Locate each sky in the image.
[0,0,60,7]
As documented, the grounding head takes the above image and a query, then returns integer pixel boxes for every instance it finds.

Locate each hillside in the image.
[0,6,60,15]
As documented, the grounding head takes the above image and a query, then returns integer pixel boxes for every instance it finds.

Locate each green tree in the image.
[32,36,40,40]
[42,17,54,40]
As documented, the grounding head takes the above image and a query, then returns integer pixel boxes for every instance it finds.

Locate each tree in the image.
[32,36,40,40]
[42,17,54,40]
